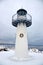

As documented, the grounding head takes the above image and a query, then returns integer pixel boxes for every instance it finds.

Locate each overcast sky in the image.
[0,0,43,45]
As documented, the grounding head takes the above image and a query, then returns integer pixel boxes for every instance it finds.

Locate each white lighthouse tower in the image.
[12,9,32,60]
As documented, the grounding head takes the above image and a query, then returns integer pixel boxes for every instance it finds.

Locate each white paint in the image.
[15,23,28,59]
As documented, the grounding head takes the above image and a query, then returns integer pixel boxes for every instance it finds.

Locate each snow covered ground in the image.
[0,49,43,65]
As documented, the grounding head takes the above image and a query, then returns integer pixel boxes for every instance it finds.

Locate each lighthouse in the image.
[12,9,32,59]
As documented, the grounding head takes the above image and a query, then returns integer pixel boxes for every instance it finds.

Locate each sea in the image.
[0,43,43,51]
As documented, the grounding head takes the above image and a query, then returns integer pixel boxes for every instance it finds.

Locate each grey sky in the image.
[0,0,43,45]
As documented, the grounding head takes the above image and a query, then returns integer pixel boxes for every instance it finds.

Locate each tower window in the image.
[19,33,24,38]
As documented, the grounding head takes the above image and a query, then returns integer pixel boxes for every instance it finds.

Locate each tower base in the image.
[10,54,32,61]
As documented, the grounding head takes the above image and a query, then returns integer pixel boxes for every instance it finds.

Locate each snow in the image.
[0,49,43,65]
